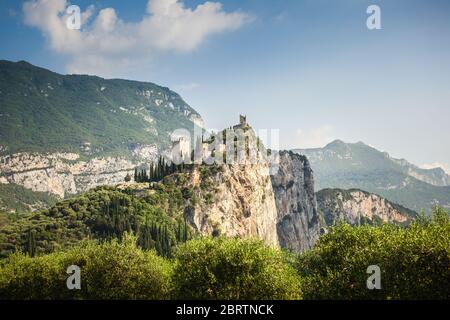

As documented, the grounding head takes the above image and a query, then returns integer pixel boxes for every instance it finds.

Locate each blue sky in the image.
[1,0,450,171]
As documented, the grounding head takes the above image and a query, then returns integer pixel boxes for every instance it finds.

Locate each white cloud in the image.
[294,125,336,149]
[23,0,251,77]
[420,162,450,175]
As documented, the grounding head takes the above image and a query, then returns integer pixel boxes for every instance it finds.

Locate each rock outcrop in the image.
[271,151,321,252]
[317,188,416,226]
[184,163,279,248]
[0,147,158,198]
[180,125,322,251]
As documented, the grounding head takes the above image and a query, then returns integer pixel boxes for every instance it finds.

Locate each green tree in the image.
[172,237,302,300]
[0,234,172,300]
[296,205,450,300]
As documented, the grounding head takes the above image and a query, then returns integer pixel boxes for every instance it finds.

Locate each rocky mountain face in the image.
[0,60,322,253]
[317,188,416,227]
[0,151,153,198]
[0,60,203,209]
[182,157,321,251]
[397,161,450,187]
[184,164,279,248]
[294,140,450,212]
[271,151,321,252]
[181,151,321,251]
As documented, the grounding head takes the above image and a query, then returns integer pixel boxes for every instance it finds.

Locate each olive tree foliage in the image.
[296,205,450,300]
[0,233,172,300]
[172,237,302,300]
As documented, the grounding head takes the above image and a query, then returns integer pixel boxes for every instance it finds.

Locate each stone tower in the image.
[239,115,247,126]
[172,137,190,163]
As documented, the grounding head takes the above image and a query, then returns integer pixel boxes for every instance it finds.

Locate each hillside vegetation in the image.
[0,164,224,258]
[0,60,201,156]
[297,205,449,299]
[0,183,58,213]
[0,206,448,300]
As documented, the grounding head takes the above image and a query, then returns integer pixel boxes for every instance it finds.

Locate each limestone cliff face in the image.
[184,164,279,248]
[271,151,321,252]
[0,146,158,198]
[180,149,323,251]
[317,188,416,226]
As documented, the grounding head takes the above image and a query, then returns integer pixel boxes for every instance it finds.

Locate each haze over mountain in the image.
[294,140,450,212]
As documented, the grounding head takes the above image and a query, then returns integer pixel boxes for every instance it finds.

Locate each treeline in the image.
[134,156,187,183]
[0,236,300,300]
[1,206,449,300]
[90,194,191,257]
[137,218,189,257]
[296,205,450,300]
[0,184,193,259]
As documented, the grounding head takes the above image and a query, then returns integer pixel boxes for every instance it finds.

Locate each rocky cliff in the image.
[271,151,321,252]
[178,127,321,251]
[0,148,157,199]
[317,188,416,226]
[183,164,279,248]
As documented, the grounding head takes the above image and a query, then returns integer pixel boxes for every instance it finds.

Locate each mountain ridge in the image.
[294,140,450,212]
[0,60,204,208]
[322,139,450,182]
[0,59,203,156]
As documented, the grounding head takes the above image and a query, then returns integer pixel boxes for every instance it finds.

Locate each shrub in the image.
[296,206,450,300]
[0,234,172,300]
[172,237,301,300]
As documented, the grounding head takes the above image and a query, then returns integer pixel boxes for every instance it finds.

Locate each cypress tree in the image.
[184,216,188,242]
[149,163,154,182]
[26,229,36,257]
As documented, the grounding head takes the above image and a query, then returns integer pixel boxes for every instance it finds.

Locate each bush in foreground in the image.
[0,234,172,299]
[172,237,302,300]
[296,206,450,300]
[1,207,448,300]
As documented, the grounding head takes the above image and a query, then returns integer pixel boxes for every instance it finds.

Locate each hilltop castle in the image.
[171,115,249,163]
[233,114,248,130]
[171,136,190,163]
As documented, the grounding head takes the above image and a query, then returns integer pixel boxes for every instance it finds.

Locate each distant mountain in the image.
[0,60,203,156]
[317,188,416,227]
[0,60,204,210]
[294,140,450,212]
